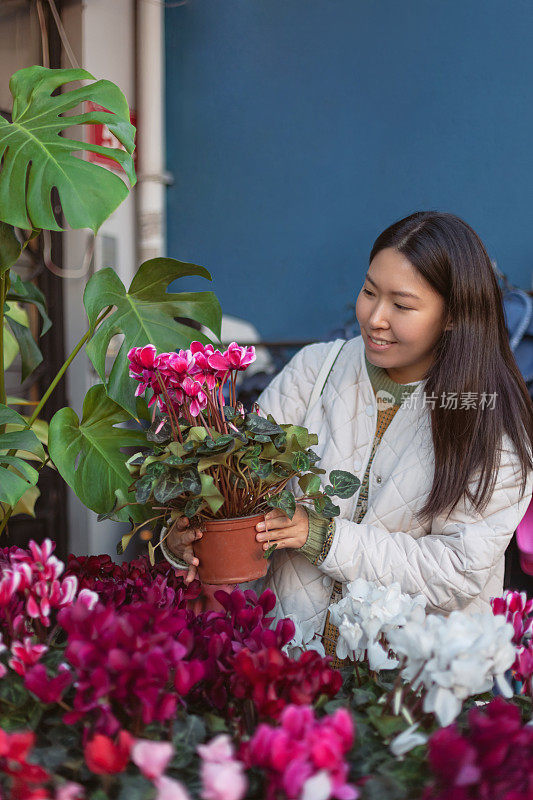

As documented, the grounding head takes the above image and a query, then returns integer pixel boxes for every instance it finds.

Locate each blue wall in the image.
[165,0,533,341]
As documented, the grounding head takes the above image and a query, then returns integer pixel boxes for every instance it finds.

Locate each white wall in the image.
[61,0,138,557]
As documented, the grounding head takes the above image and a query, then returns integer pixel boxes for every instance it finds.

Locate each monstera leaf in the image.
[0,404,45,507]
[0,66,136,233]
[84,258,222,416]
[0,223,22,274]
[48,384,150,522]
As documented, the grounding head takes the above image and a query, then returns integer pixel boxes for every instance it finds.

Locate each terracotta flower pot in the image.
[193,513,268,584]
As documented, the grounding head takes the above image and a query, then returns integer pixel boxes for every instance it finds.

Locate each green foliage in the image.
[116,408,360,545]
[84,258,222,415]
[48,384,150,522]
[0,404,44,507]
[0,223,22,274]
[0,66,135,233]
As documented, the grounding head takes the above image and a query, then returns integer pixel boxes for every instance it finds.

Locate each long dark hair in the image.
[370,211,533,524]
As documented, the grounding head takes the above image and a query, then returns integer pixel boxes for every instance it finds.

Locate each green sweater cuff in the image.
[299,507,331,563]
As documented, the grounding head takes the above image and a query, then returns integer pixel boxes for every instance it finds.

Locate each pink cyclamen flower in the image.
[9,637,48,677]
[197,734,235,764]
[132,739,174,781]
[0,569,21,606]
[55,782,85,800]
[155,775,191,800]
[181,377,208,417]
[128,345,159,396]
[200,760,247,800]
[491,589,533,643]
[157,351,195,386]
[225,342,256,371]
[190,342,218,389]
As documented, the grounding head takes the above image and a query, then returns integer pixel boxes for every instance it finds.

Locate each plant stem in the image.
[0,272,10,412]
[26,305,113,429]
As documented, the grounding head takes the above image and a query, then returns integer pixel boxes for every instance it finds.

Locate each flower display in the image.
[241,705,358,800]
[0,542,531,799]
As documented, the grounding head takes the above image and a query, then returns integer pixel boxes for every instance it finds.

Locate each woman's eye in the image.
[362,288,374,296]
[394,303,411,311]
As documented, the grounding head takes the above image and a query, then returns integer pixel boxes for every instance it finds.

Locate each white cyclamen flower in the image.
[387,610,515,727]
[328,579,426,666]
[390,723,428,757]
[283,614,326,658]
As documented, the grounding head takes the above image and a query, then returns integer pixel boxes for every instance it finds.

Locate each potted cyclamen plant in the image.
[117,341,359,584]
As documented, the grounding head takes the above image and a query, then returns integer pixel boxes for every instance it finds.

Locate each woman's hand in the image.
[255,504,309,551]
[165,516,202,584]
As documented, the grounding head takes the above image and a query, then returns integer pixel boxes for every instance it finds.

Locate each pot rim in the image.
[203,511,265,524]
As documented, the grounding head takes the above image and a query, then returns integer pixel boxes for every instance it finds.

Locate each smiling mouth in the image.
[368,334,396,345]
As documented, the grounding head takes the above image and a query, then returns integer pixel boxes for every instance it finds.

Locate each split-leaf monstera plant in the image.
[0,66,221,532]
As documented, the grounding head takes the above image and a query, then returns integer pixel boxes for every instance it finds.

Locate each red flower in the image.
[84,730,134,775]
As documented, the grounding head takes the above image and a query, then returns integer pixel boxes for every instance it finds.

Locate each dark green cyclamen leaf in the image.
[267,489,296,519]
[314,495,340,518]
[307,449,321,465]
[264,543,277,559]
[7,272,51,334]
[251,434,271,443]
[244,414,283,436]
[135,475,154,504]
[273,432,287,449]
[183,441,195,452]
[147,418,172,443]
[272,463,293,478]
[328,469,361,499]
[181,471,202,495]
[298,473,321,496]
[145,461,167,478]
[184,497,202,518]
[200,434,235,453]
[223,406,236,421]
[153,475,183,504]
[244,444,261,459]
[244,457,260,472]
[291,451,311,472]
[165,455,184,466]
[254,461,273,479]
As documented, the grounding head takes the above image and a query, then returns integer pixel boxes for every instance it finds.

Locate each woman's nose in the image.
[368,301,390,329]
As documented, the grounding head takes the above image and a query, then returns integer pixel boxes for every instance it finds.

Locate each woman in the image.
[163,211,533,651]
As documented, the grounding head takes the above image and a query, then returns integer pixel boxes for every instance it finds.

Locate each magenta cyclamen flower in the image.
[128,344,159,396]
[182,377,208,417]
[242,705,357,800]
[24,663,72,704]
[206,342,255,374]
[491,590,533,644]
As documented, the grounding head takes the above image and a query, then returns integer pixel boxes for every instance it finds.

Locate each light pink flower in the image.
[225,342,256,371]
[9,637,48,676]
[132,739,174,781]
[154,775,191,800]
[55,782,84,800]
[197,734,235,763]
[200,761,247,800]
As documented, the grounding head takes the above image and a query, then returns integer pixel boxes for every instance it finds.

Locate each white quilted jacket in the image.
[256,336,533,634]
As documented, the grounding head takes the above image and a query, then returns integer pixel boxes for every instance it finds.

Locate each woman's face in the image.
[355,247,449,383]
